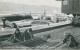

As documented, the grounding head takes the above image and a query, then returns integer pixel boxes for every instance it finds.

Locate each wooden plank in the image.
[68,0,74,14]
[61,0,69,14]
[62,0,80,14]
[73,0,80,14]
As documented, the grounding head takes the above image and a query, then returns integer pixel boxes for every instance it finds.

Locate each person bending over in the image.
[63,32,79,47]
[8,27,22,43]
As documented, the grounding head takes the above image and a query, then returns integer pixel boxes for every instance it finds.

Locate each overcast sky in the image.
[0,0,61,7]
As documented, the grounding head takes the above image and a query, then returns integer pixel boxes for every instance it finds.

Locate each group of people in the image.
[8,27,34,43]
[5,27,79,47]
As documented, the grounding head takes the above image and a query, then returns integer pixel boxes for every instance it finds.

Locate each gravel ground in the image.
[0,26,80,50]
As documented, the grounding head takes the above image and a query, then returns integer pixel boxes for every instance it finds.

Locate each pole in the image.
[2,18,6,28]
[44,10,46,17]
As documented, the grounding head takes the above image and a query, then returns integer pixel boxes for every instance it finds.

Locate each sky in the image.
[0,0,61,7]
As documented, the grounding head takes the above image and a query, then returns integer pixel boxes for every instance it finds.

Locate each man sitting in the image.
[21,28,34,42]
[8,27,22,43]
[63,31,79,47]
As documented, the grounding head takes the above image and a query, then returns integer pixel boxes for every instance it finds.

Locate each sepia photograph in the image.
[0,0,80,50]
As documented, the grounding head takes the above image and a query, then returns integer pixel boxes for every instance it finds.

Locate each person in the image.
[2,18,6,28]
[8,27,22,43]
[22,28,34,42]
[63,31,79,47]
